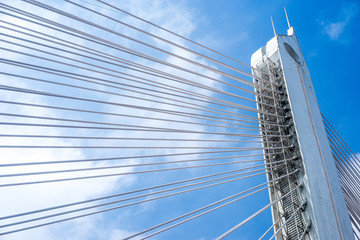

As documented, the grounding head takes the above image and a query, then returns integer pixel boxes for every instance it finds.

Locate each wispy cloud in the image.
[0,0,230,239]
[0,0,263,239]
[318,2,359,41]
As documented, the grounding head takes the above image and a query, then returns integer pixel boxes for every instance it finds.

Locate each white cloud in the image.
[319,2,359,40]
[109,229,140,240]
[0,0,262,239]
[324,22,346,40]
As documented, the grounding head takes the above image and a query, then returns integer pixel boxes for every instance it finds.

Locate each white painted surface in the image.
[251,28,354,240]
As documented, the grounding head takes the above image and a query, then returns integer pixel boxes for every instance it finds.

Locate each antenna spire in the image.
[284,6,291,28]
[270,16,276,37]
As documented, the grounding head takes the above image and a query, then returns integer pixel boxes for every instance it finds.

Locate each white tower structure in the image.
[251,27,354,239]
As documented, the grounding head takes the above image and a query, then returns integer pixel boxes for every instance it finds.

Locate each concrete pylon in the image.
[251,27,354,240]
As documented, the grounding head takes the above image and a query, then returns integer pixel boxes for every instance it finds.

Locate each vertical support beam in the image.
[251,28,354,239]
[252,40,308,239]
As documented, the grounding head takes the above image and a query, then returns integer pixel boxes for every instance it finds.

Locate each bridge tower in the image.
[251,27,354,239]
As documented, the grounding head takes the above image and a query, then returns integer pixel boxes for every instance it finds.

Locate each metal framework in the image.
[252,52,308,240]
[251,28,354,239]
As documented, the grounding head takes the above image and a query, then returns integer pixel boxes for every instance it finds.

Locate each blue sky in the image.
[188,0,360,153]
[0,0,359,239]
